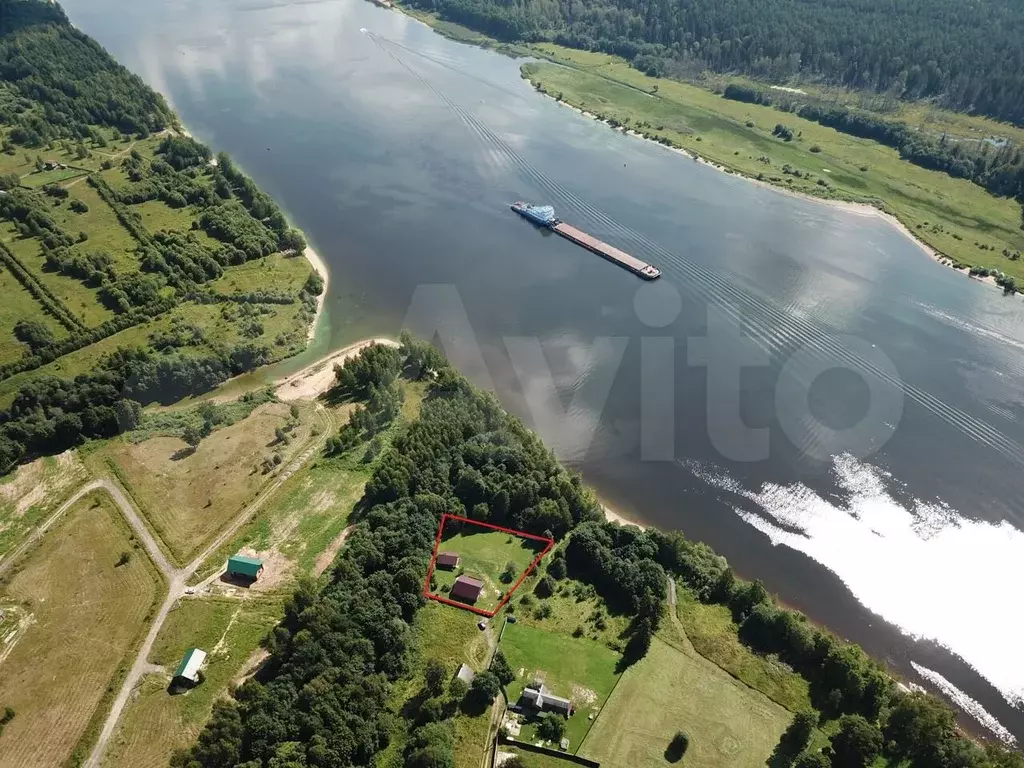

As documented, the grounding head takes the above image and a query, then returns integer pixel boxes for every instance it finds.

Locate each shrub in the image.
[809,145,822,153]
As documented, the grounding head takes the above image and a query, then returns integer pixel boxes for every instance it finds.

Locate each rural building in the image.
[455,663,476,685]
[173,648,207,685]
[450,575,484,603]
[520,683,573,716]
[227,554,264,582]
[560,738,570,751]
[436,551,461,569]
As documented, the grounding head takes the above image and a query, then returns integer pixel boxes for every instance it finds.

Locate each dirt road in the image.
[82,404,335,768]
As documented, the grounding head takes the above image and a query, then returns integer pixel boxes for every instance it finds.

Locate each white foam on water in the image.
[911,663,1017,744]
[683,455,1024,724]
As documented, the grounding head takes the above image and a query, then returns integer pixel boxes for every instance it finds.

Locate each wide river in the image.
[64,0,1024,742]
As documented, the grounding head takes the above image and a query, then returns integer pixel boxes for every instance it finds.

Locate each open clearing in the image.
[499,621,621,749]
[85,402,314,564]
[676,586,810,711]
[0,263,69,365]
[524,45,1024,279]
[512,571,631,650]
[0,490,162,768]
[0,450,88,560]
[579,636,790,768]
[102,596,283,768]
[430,523,549,613]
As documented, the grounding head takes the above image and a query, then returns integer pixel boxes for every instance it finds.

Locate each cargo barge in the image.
[510,201,661,280]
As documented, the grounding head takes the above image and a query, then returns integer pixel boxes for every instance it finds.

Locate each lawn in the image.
[0,490,163,768]
[431,525,549,613]
[102,596,284,768]
[499,621,622,751]
[676,586,810,712]
[579,637,791,768]
[0,450,88,560]
[0,262,69,365]
[496,748,574,768]
[522,46,1024,280]
[85,401,314,564]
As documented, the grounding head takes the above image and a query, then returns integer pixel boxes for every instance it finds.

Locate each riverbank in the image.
[302,244,329,342]
[274,337,399,401]
[542,87,1019,297]
[517,52,1024,296]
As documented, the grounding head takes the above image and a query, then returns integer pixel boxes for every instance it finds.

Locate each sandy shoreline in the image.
[548,96,1015,296]
[302,245,330,342]
[601,501,648,530]
[275,337,399,401]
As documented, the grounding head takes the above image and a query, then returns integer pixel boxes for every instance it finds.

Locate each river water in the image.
[62,0,1024,742]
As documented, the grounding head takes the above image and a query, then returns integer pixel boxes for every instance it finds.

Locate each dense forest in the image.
[406,0,1024,126]
[174,339,1024,768]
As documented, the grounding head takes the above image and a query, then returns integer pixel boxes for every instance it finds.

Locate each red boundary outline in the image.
[423,513,554,617]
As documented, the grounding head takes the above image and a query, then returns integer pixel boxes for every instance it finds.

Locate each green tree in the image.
[13,318,55,353]
[500,560,518,583]
[779,711,817,755]
[829,714,882,768]
[490,650,514,686]
[536,713,565,741]
[793,752,830,768]
[465,670,500,713]
[182,423,203,449]
[424,658,447,697]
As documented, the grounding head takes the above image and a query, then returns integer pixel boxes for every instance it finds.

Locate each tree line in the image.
[724,84,1024,204]
[406,0,1024,126]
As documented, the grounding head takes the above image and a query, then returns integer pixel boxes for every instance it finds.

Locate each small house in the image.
[520,683,573,716]
[455,663,476,686]
[560,738,570,751]
[450,575,484,603]
[227,554,264,582]
[173,647,207,685]
[435,551,461,569]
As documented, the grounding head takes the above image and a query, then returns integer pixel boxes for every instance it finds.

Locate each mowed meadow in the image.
[0,491,163,768]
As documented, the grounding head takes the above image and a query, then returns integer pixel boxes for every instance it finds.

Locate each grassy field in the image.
[84,401,314,564]
[209,253,313,297]
[1,220,116,327]
[0,263,69,365]
[0,490,163,768]
[101,596,283,768]
[496,748,574,767]
[511,570,631,650]
[579,636,791,768]
[0,299,308,408]
[0,451,88,560]
[521,45,1024,280]
[676,587,811,712]
[499,621,621,750]
[431,526,548,613]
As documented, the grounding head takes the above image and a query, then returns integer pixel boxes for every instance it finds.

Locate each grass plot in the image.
[0,491,162,768]
[500,621,621,750]
[579,637,790,768]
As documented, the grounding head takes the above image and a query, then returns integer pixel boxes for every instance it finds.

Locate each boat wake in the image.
[682,454,1024,735]
[365,30,1024,474]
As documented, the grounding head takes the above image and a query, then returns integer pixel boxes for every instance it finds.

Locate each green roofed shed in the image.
[227,554,264,580]
[173,647,207,684]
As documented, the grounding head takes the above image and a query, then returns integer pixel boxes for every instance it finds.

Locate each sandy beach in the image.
[275,337,399,401]
[302,245,330,341]
[601,501,648,530]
